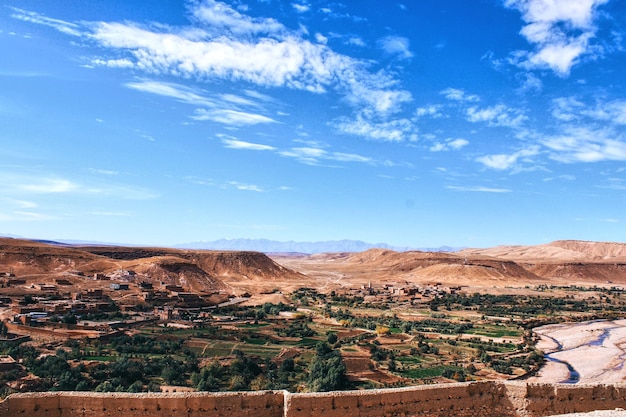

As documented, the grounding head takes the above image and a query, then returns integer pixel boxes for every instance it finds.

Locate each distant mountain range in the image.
[0,233,460,254]
[174,238,461,254]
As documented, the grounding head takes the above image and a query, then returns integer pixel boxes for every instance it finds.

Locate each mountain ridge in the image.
[174,238,460,254]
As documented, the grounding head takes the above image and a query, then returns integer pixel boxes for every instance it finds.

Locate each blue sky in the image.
[1,0,625,248]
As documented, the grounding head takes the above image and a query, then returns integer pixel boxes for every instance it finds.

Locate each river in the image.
[527,319,626,384]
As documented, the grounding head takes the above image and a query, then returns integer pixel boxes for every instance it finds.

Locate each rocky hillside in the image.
[0,238,303,293]
[458,240,626,262]
[343,249,542,284]
[276,241,626,288]
[0,238,114,276]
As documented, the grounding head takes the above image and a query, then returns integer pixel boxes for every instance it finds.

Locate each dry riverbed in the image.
[528,319,626,384]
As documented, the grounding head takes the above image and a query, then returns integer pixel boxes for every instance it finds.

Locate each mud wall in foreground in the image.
[2,381,626,417]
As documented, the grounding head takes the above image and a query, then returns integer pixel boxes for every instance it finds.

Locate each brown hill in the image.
[458,240,626,262]
[80,246,302,289]
[0,238,304,294]
[458,240,626,284]
[275,241,626,290]
[345,249,542,285]
[0,238,116,276]
[274,248,544,289]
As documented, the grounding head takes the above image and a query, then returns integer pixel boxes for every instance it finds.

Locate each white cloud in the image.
[9,199,37,209]
[219,93,257,107]
[551,96,585,121]
[17,1,413,138]
[278,146,373,165]
[13,211,50,220]
[446,185,512,193]
[191,0,285,35]
[583,99,626,124]
[377,35,413,60]
[551,97,626,125]
[314,33,328,44]
[476,146,540,170]
[504,0,608,76]
[221,138,276,151]
[416,105,443,118]
[10,8,82,37]
[279,147,327,165]
[430,138,469,152]
[541,126,626,163]
[18,178,78,193]
[0,174,158,200]
[292,3,310,13]
[89,168,119,176]
[335,115,415,142]
[125,81,214,107]
[87,12,409,118]
[91,58,135,68]
[346,36,366,47]
[192,109,277,125]
[228,182,264,192]
[330,152,372,163]
[516,72,543,92]
[466,104,527,128]
[440,88,480,102]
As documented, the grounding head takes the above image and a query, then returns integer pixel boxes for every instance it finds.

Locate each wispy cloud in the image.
[125,81,214,107]
[416,105,444,118]
[88,11,409,116]
[221,138,276,151]
[10,199,37,209]
[334,116,416,142]
[278,146,373,165]
[126,80,277,126]
[476,146,540,170]
[193,109,277,125]
[440,88,480,102]
[551,96,585,121]
[466,104,527,128]
[15,1,412,138]
[446,185,512,193]
[551,97,626,126]
[504,0,609,76]
[540,126,626,163]
[377,35,413,60]
[227,181,264,192]
[89,168,119,176]
[219,134,378,166]
[17,178,78,193]
[1,174,158,200]
[582,99,626,124]
[191,0,285,36]
[292,3,310,13]
[430,138,469,152]
[12,211,51,220]
[10,7,82,37]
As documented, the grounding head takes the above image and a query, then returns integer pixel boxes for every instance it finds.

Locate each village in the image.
[0,268,462,341]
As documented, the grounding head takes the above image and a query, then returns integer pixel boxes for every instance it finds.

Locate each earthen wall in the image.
[2,381,626,417]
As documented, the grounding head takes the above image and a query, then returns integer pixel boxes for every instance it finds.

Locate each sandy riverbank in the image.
[528,319,626,384]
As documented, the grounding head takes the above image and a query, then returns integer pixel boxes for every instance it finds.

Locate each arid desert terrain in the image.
[2,237,626,395]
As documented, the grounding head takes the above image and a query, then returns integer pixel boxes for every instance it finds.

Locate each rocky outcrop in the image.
[3,381,626,417]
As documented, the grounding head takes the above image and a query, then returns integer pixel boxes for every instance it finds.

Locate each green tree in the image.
[307,342,348,392]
